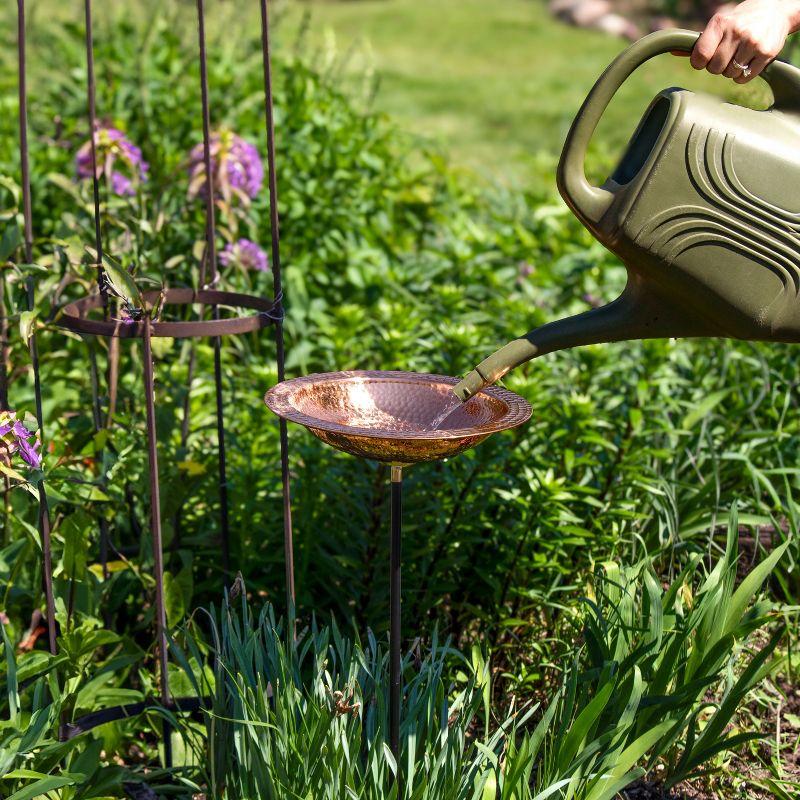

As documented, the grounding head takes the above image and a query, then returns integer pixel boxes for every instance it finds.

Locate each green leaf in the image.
[723,542,788,638]
[585,768,645,800]
[0,222,21,262]
[96,251,143,309]
[164,568,193,626]
[480,771,497,800]
[557,681,614,771]
[61,513,90,580]
[18,311,38,344]
[2,624,19,718]
[682,389,729,430]
[5,776,80,800]
[586,721,673,800]
[47,172,82,200]
[0,457,27,482]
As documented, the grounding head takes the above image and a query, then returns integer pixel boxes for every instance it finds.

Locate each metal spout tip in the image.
[452,369,487,402]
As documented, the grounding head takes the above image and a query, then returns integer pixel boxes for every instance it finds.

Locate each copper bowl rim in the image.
[264,370,532,441]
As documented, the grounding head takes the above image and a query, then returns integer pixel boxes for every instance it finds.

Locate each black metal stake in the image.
[389,464,403,780]
[142,319,172,768]
[17,0,57,657]
[83,0,113,589]
[83,0,108,310]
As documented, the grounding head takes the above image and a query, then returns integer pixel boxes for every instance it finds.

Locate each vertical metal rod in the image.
[87,342,110,584]
[196,0,231,581]
[83,0,112,585]
[83,0,108,310]
[142,319,172,768]
[195,0,218,291]
[172,343,197,549]
[17,0,57,657]
[212,339,230,577]
[389,465,403,778]
[0,276,8,412]
[260,0,295,610]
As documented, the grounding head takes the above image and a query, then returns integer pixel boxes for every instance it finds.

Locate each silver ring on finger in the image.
[732,59,752,78]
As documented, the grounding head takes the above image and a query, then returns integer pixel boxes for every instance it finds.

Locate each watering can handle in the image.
[557,28,800,225]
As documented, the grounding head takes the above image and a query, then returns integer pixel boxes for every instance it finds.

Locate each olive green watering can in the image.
[453,28,800,401]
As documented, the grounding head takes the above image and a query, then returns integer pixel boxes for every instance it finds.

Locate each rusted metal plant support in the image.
[17,0,57,657]
[142,319,173,767]
[389,465,403,776]
[13,0,296,752]
[83,0,112,587]
[195,0,232,580]
[260,0,295,610]
[55,291,280,748]
[83,0,107,307]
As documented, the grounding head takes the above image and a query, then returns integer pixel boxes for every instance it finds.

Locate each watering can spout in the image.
[452,29,800,403]
[452,281,711,401]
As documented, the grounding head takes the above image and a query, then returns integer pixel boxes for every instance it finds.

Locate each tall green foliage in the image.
[0,3,797,796]
[165,507,783,799]
[527,505,786,798]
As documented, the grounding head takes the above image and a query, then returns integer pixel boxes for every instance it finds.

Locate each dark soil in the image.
[622,778,772,799]
[737,522,787,583]
[623,781,704,799]
[749,676,800,781]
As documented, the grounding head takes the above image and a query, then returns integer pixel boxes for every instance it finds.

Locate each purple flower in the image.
[219,239,270,272]
[117,307,137,326]
[188,129,263,203]
[18,438,41,470]
[76,125,148,197]
[111,172,133,196]
[0,411,42,472]
[518,261,535,279]
[11,420,31,439]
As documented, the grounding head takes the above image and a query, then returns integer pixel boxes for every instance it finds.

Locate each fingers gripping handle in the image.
[557,29,699,225]
[556,28,800,225]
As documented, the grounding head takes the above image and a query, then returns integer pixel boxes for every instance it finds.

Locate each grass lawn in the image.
[280,0,769,189]
[10,0,769,191]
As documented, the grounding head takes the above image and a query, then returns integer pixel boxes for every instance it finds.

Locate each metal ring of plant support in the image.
[62,696,212,739]
[57,287,282,339]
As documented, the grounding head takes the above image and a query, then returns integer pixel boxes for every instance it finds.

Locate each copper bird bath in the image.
[265,370,531,781]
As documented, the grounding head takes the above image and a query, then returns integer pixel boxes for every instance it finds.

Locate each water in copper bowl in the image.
[264,370,531,464]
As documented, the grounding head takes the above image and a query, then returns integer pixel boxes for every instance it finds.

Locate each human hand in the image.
[677,0,800,83]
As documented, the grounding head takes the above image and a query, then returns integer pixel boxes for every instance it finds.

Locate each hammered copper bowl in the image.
[264,370,532,464]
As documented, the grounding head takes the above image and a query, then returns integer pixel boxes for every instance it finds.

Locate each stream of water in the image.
[423,394,464,431]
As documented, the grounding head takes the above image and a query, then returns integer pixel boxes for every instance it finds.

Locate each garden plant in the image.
[1,1,799,798]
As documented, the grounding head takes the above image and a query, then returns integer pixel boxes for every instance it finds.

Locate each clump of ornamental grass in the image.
[165,591,528,800]
[162,507,784,800]
[525,504,787,799]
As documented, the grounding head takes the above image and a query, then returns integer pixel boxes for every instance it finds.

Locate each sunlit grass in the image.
[280,0,770,189]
